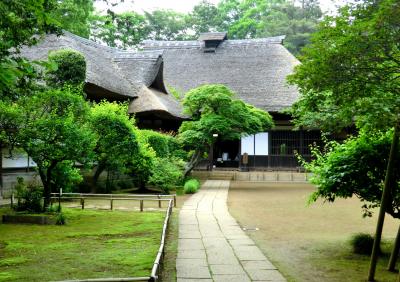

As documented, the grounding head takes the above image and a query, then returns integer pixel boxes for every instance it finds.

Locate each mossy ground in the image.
[0,207,164,282]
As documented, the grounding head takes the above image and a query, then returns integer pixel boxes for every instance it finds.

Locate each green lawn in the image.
[0,208,164,282]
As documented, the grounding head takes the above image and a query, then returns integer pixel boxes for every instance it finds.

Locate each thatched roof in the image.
[142,34,300,112]
[19,31,185,119]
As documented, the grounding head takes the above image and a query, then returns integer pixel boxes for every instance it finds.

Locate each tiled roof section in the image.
[141,35,299,112]
[198,32,227,41]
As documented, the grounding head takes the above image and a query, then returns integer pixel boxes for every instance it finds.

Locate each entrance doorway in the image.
[213,139,240,168]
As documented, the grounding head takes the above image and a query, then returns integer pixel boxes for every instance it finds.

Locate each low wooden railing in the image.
[50,192,176,211]
[54,194,175,282]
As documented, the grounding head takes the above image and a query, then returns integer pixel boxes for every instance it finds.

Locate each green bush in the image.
[350,233,379,255]
[47,49,86,87]
[140,130,187,160]
[14,178,43,212]
[149,157,184,194]
[55,212,67,225]
[184,179,200,194]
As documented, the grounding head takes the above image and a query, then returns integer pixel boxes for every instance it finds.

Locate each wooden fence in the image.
[50,192,176,211]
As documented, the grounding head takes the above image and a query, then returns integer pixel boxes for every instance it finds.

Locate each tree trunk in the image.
[388,224,400,272]
[91,163,105,193]
[38,168,51,210]
[184,149,202,177]
[368,123,400,282]
[136,180,149,193]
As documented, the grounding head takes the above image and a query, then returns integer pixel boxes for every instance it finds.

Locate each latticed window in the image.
[270,130,322,156]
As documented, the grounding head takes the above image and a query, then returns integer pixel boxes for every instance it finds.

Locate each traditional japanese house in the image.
[142,32,322,170]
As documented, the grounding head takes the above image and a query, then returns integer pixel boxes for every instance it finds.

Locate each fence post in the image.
[81,197,85,210]
[110,199,113,210]
[158,195,161,208]
[174,195,176,208]
[140,200,144,212]
[58,188,62,211]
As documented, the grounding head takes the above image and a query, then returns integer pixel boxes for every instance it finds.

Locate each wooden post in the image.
[140,200,144,212]
[174,195,177,208]
[158,195,161,208]
[81,197,85,210]
[58,188,62,211]
[388,225,400,271]
[368,123,400,282]
[10,192,14,208]
[110,199,113,210]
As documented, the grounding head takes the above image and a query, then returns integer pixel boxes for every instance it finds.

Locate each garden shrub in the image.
[46,49,86,87]
[184,179,200,194]
[55,212,67,225]
[350,233,380,255]
[149,157,184,194]
[14,177,43,212]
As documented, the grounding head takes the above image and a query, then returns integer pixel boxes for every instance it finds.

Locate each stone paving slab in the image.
[177,180,286,281]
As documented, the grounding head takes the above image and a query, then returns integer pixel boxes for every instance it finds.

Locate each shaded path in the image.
[177,180,286,282]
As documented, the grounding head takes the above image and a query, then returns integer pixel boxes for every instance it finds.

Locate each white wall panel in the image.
[240,135,254,155]
[255,132,269,156]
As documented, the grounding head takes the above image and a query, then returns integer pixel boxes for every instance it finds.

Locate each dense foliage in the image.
[47,49,86,87]
[90,0,322,56]
[89,102,139,192]
[18,89,96,208]
[289,0,400,132]
[303,132,400,219]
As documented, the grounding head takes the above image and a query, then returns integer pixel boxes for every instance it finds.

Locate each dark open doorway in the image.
[213,139,240,168]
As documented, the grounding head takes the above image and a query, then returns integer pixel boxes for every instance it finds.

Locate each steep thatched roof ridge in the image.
[19,32,185,119]
[128,87,186,118]
[141,35,299,112]
[19,32,140,99]
[141,35,285,50]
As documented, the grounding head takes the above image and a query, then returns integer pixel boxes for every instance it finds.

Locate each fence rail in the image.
[55,196,174,282]
[50,192,176,211]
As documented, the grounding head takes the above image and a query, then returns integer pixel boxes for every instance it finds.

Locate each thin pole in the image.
[368,124,400,281]
[388,224,400,271]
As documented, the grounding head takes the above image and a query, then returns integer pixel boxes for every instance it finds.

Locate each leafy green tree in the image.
[127,131,156,192]
[0,0,59,97]
[18,89,95,208]
[178,84,273,176]
[145,9,190,41]
[51,0,94,38]
[303,131,400,219]
[149,157,185,194]
[288,0,400,279]
[188,0,222,36]
[216,0,322,55]
[46,49,86,87]
[90,102,139,192]
[90,11,150,49]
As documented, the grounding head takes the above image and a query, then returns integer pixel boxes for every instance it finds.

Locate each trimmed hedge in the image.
[184,179,200,194]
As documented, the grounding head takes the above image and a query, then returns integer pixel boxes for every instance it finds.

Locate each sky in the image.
[95,0,351,15]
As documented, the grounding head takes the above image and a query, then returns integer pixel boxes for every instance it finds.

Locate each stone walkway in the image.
[177,180,286,282]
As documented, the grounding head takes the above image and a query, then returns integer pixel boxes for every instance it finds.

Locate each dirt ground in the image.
[228,182,399,282]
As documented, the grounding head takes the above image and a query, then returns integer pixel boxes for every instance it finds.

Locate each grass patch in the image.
[228,182,399,282]
[0,207,164,281]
